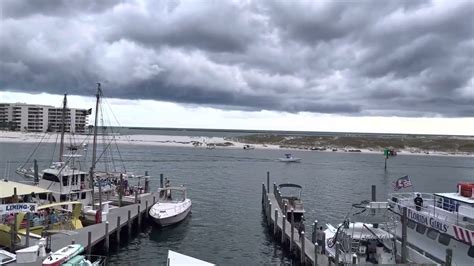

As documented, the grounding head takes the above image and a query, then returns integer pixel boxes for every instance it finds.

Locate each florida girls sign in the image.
[0,203,37,215]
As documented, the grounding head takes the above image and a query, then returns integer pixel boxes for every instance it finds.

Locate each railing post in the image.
[401,207,408,263]
[128,210,132,238]
[268,201,272,225]
[301,231,305,265]
[138,205,142,228]
[25,213,30,247]
[145,201,149,219]
[335,241,340,264]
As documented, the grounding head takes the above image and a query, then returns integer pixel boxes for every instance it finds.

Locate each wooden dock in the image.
[13,192,159,266]
[262,179,330,265]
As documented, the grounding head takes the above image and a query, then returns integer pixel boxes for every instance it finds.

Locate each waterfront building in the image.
[0,103,90,133]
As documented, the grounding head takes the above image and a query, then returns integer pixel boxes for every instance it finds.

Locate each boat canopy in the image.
[278,183,303,190]
[0,179,52,199]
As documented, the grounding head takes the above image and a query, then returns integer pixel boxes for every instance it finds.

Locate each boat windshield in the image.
[159,188,186,203]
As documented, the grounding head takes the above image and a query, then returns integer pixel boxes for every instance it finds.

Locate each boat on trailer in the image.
[149,187,191,227]
[388,182,474,265]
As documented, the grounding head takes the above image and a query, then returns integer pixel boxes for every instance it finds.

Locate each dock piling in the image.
[301,231,305,264]
[266,171,270,193]
[312,220,318,243]
[87,231,92,255]
[105,221,109,253]
[134,190,139,204]
[138,205,142,228]
[314,242,318,266]
[352,253,357,264]
[335,241,340,264]
[268,201,272,225]
[160,173,164,188]
[116,216,121,246]
[145,201,149,219]
[25,213,30,247]
[153,196,156,204]
[71,239,75,244]
[281,215,286,244]
[274,209,278,236]
[290,209,295,252]
[127,210,132,238]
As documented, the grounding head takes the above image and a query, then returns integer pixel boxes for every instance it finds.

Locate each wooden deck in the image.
[262,183,329,265]
[12,192,159,266]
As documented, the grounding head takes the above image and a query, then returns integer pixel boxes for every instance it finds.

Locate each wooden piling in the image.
[274,209,278,236]
[335,241,340,264]
[116,216,121,246]
[445,248,452,266]
[160,173,164,188]
[138,205,142,228]
[145,201,149,219]
[153,195,156,204]
[290,209,295,252]
[105,221,109,253]
[119,174,123,207]
[25,212,30,247]
[401,207,408,263]
[87,231,92,255]
[301,231,305,264]
[266,171,270,193]
[71,239,75,244]
[314,242,318,266]
[127,210,132,238]
[135,189,139,204]
[268,201,272,225]
[312,220,318,243]
[262,183,265,203]
[281,215,286,245]
[371,185,376,201]
[352,253,357,264]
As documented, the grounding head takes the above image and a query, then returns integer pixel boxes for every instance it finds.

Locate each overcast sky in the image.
[0,0,473,135]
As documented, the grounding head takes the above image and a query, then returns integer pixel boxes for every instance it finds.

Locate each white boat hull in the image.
[150,200,192,227]
[278,158,301,162]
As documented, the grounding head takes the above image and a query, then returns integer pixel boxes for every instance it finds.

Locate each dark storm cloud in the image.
[0,0,472,117]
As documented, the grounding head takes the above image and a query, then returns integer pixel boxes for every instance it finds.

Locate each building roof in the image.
[0,179,52,198]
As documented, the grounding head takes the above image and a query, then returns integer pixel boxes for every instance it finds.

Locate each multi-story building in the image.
[0,103,90,133]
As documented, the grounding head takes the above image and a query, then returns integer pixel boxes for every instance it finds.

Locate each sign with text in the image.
[0,203,38,215]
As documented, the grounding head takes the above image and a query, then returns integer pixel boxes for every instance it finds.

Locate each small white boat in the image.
[42,244,84,266]
[0,249,16,265]
[278,154,301,162]
[243,144,255,150]
[167,250,214,266]
[149,187,191,227]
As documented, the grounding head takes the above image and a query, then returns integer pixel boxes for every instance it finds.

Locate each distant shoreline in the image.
[0,131,472,158]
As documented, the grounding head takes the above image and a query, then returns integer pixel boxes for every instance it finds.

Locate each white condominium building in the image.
[0,103,90,133]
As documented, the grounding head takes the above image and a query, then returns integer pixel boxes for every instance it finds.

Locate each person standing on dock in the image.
[316,226,326,254]
[165,178,171,199]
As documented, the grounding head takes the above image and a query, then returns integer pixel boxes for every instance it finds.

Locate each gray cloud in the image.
[0,0,472,117]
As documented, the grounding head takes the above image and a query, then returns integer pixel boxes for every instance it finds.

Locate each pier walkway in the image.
[262,181,329,265]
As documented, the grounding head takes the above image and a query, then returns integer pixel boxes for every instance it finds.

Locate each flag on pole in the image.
[392,175,412,191]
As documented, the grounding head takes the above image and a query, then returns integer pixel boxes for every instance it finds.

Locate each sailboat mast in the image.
[90,83,101,203]
[59,94,67,162]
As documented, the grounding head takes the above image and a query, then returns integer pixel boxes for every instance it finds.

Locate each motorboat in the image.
[167,250,214,266]
[278,154,301,162]
[324,201,397,264]
[243,144,255,150]
[42,244,84,266]
[388,182,474,265]
[149,187,191,227]
[277,183,305,223]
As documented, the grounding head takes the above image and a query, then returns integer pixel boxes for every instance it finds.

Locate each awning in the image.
[0,179,52,199]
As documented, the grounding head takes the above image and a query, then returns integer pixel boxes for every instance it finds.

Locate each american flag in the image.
[392,175,412,191]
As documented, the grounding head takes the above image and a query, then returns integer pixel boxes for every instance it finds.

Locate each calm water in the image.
[1,142,473,265]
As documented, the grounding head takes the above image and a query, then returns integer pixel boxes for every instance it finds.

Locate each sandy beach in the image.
[0,130,472,157]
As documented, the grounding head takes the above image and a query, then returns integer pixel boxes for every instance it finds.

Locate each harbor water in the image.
[0,141,473,265]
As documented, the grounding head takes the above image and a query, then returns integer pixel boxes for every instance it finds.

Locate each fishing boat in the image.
[149,187,191,227]
[277,183,305,223]
[388,183,474,265]
[42,244,83,266]
[324,201,397,264]
[278,154,301,162]
[243,144,255,150]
